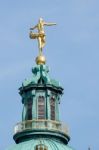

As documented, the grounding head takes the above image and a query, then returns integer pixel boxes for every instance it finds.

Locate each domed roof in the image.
[6,138,74,150]
[21,65,62,88]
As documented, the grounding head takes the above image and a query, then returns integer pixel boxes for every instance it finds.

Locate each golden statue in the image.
[29,18,56,56]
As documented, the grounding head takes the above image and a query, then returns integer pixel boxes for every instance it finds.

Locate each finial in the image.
[29,18,56,65]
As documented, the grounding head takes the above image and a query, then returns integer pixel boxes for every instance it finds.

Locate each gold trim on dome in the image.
[36,55,46,65]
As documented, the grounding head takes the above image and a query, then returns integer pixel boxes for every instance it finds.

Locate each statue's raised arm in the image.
[44,22,56,26]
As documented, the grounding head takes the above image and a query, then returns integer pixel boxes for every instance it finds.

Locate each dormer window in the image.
[50,97,55,120]
[35,144,48,150]
[38,96,45,119]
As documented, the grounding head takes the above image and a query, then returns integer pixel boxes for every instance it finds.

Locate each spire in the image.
[13,18,70,145]
[29,18,56,65]
[7,18,76,150]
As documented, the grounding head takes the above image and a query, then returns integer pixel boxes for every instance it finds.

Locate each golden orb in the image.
[36,55,46,65]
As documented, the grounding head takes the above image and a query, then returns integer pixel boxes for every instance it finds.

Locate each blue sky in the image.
[0,0,99,150]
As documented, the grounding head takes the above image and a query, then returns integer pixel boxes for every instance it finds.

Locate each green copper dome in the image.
[5,63,74,150]
[6,138,74,150]
[21,65,61,88]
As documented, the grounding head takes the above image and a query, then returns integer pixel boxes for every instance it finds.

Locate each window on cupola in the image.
[50,97,55,120]
[38,96,45,119]
[35,144,48,150]
[26,100,33,120]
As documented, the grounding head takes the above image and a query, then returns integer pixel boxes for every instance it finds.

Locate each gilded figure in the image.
[30,18,56,55]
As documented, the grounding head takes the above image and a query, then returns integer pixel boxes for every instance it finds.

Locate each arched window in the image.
[50,97,55,120]
[26,99,33,120]
[38,96,45,119]
[35,144,48,150]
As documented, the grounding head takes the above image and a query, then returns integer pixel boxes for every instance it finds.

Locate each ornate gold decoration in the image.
[29,18,56,64]
[36,55,46,65]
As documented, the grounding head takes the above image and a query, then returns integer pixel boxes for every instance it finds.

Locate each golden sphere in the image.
[36,55,46,65]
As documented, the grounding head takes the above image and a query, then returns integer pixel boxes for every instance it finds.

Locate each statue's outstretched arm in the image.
[44,22,56,26]
[30,25,38,30]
